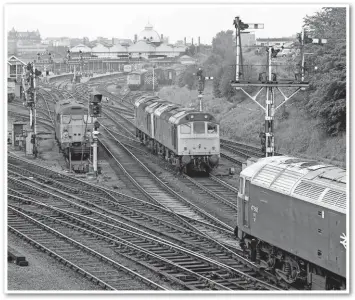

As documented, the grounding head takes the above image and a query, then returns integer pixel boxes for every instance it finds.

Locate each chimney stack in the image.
[134,34,137,43]
[184,37,186,45]
[192,38,194,45]
[161,34,163,41]
[198,36,200,45]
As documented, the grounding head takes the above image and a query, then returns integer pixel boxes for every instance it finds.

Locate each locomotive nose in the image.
[209,155,219,166]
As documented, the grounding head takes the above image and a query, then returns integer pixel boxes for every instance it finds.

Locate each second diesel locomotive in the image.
[54,98,96,172]
[134,95,220,173]
[235,156,346,290]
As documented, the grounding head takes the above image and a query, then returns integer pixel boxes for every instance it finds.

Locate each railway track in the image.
[8,205,167,291]
[221,139,264,158]
[8,111,54,131]
[7,81,289,290]
[8,159,281,290]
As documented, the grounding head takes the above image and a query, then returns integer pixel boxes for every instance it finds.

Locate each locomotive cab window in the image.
[239,177,245,194]
[62,115,71,124]
[245,180,250,197]
[180,123,191,134]
[84,115,93,123]
[193,122,205,134]
[207,123,217,134]
[71,115,83,120]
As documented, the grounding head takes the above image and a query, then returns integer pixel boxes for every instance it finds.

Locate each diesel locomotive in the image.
[54,98,95,172]
[134,95,220,173]
[235,156,346,290]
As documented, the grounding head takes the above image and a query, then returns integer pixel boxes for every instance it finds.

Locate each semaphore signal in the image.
[232,16,310,157]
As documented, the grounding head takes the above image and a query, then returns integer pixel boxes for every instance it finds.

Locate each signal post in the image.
[89,93,102,176]
[196,68,213,111]
[232,16,309,157]
[21,62,42,157]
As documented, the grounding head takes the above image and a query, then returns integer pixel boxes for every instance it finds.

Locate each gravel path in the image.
[7,232,103,291]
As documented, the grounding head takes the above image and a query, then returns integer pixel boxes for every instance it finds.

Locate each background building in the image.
[255,37,295,47]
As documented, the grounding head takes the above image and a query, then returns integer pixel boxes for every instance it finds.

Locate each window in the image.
[180,123,191,134]
[84,115,93,123]
[243,200,249,226]
[62,115,71,124]
[207,122,217,134]
[245,180,250,196]
[71,115,83,120]
[239,177,245,194]
[193,122,205,134]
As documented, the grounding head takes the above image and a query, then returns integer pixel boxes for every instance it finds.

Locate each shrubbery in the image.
[301,8,346,136]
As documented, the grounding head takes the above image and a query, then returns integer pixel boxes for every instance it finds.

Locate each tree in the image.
[302,7,347,135]
[211,30,235,60]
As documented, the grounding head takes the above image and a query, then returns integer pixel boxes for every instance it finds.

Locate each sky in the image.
[5,2,326,44]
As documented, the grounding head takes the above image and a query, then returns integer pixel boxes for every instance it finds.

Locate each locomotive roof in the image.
[134,96,218,124]
[241,156,347,214]
[134,95,159,108]
[55,98,87,114]
[129,69,147,75]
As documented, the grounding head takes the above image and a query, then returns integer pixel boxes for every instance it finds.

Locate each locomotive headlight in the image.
[62,130,69,138]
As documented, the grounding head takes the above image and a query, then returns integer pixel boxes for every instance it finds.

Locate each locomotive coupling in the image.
[209,155,219,166]
[181,155,191,165]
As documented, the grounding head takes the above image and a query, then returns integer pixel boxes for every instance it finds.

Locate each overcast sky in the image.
[5,2,328,44]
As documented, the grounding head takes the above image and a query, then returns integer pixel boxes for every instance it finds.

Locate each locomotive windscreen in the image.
[70,107,86,115]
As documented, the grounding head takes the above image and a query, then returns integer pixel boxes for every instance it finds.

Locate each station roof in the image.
[110,44,128,52]
[128,40,157,53]
[70,44,92,53]
[91,43,109,53]
[137,23,161,43]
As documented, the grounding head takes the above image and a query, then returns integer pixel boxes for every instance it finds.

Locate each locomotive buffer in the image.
[231,16,309,157]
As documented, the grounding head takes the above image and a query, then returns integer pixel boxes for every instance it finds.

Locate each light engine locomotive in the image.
[134,95,220,173]
[54,98,95,172]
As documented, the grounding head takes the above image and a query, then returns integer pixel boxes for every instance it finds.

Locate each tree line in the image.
[177,7,346,136]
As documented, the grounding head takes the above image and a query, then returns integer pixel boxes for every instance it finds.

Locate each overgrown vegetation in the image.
[177,7,346,138]
[302,8,346,136]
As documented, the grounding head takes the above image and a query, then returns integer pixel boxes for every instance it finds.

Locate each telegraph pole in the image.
[232,17,309,157]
